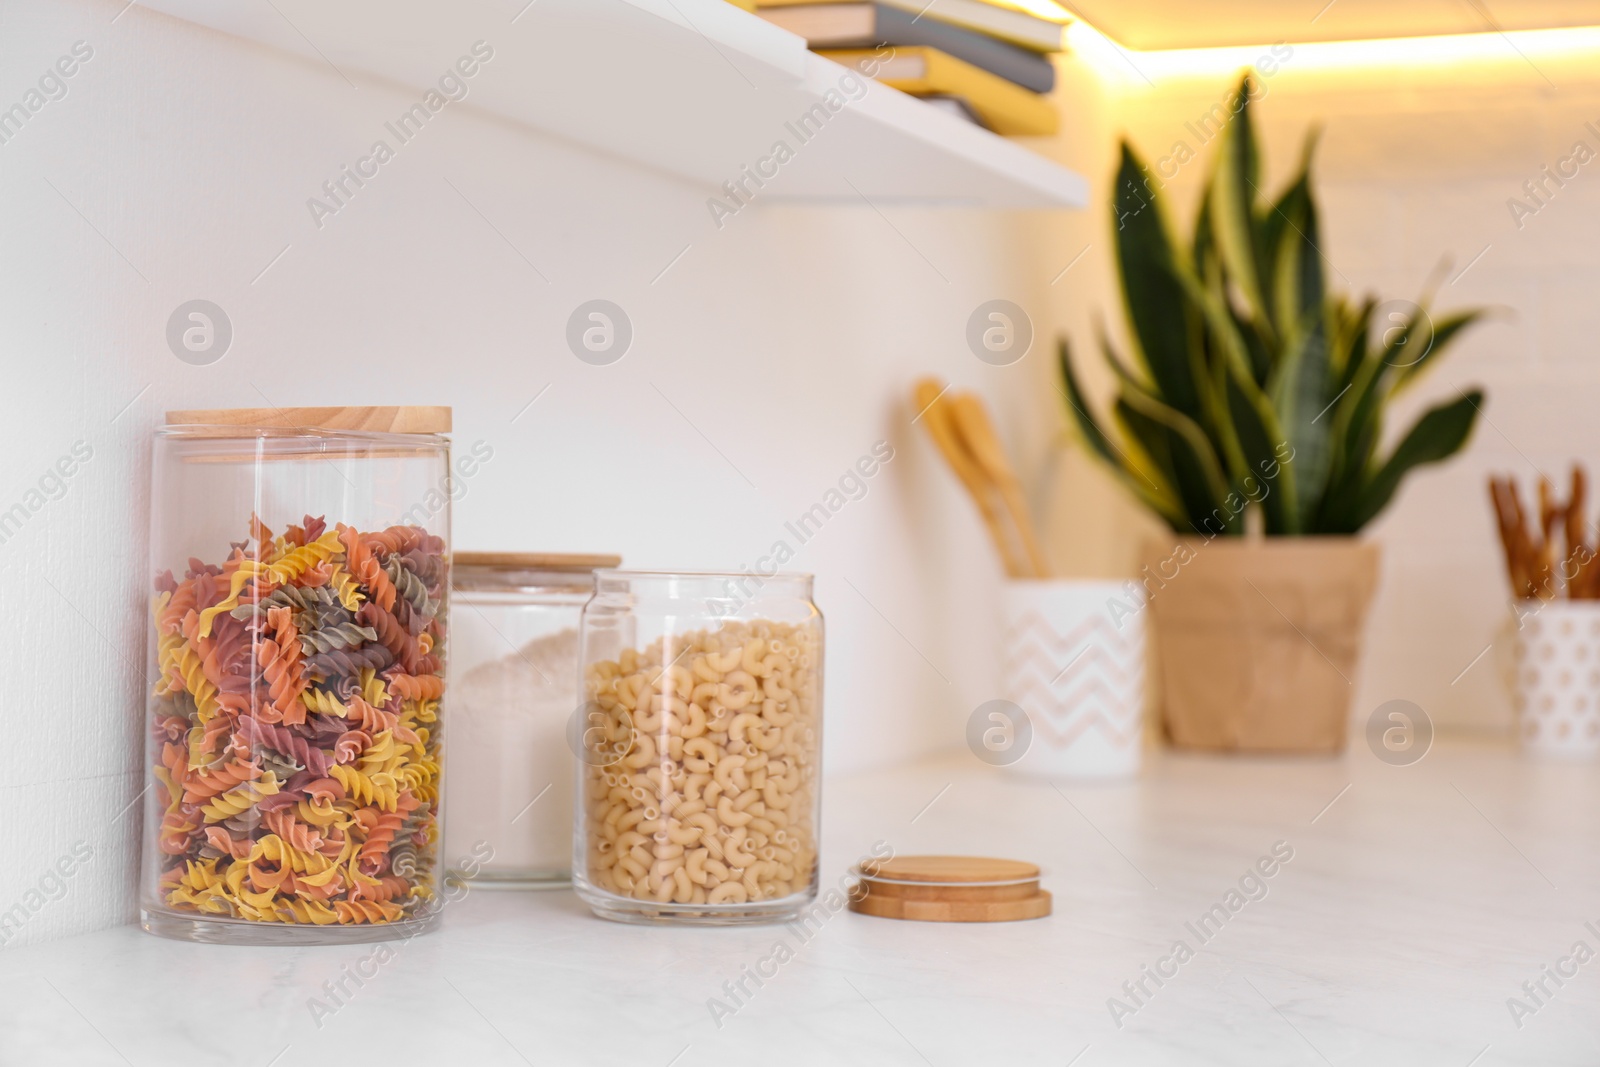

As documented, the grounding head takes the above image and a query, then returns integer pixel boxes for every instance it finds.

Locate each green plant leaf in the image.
[1176,260,1299,530]
[1319,304,1426,524]
[1390,309,1487,393]
[1207,74,1273,338]
[1112,142,1205,422]
[1267,132,1325,343]
[1057,338,1186,525]
[1193,173,1216,274]
[1269,310,1332,530]
[1329,297,1375,389]
[1260,132,1324,334]
[1337,389,1484,531]
[1223,366,1296,533]
[1173,262,1258,474]
[1230,299,1275,387]
[1058,337,1124,469]
[1113,393,1236,534]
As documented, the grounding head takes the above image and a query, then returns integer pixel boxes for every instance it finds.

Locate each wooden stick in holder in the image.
[913,379,1027,578]
[1488,465,1598,601]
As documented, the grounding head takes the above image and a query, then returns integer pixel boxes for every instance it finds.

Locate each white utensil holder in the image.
[1512,600,1600,760]
[1000,579,1143,778]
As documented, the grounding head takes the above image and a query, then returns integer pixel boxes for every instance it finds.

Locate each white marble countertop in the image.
[4,738,1598,1066]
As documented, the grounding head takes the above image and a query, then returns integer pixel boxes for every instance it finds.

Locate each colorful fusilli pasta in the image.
[149,516,447,928]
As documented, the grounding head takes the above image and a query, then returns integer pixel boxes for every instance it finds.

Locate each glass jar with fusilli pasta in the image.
[574,571,823,924]
[142,407,454,944]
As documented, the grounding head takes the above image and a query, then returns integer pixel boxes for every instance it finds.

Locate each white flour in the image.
[445,628,578,877]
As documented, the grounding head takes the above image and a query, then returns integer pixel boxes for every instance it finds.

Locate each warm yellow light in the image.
[1064,19,1600,82]
[984,0,1074,25]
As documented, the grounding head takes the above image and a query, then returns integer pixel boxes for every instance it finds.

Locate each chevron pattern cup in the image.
[1000,580,1144,778]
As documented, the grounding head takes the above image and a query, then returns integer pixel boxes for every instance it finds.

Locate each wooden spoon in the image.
[1488,477,1528,597]
[946,392,1050,579]
[1567,465,1596,598]
[912,378,1025,578]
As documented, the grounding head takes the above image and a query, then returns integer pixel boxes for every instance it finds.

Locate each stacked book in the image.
[753,0,1070,136]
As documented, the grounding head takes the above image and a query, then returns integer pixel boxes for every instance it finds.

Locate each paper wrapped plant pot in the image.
[1139,538,1379,753]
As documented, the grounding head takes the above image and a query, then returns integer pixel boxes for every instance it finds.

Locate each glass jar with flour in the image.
[446,552,617,887]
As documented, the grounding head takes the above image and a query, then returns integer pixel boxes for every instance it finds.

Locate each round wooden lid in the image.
[853,879,1039,903]
[165,406,452,434]
[862,856,1040,886]
[849,889,1052,923]
[454,551,621,572]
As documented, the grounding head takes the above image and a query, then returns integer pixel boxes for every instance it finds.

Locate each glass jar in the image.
[141,407,452,945]
[574,571,823,925]
[446,552,619,888]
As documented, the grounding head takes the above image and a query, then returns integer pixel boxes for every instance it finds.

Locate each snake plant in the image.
[1060,73,1486,536]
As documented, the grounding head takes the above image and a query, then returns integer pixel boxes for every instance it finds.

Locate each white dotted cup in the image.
[1512,600,1600,760]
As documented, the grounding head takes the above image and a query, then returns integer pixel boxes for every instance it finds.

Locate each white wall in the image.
[0,0,1070,946]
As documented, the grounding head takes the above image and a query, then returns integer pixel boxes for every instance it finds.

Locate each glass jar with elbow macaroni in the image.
[573,571,823,924]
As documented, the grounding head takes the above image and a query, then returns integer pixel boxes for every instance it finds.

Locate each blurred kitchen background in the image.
[3,0,1598,943]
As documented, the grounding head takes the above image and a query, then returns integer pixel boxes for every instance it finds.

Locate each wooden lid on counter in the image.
[165,406,452,434]
[867,856,1039,884]
[850,892,1053,922]
[848,855,1051,923]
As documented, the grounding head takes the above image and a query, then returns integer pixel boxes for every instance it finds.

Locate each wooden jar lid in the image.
[867,856,1039,885]
[165,406,452,434]
[848,856,1051,923]
[850,891,1053,923]
[454,551,622,572]
[855,879,1041,903]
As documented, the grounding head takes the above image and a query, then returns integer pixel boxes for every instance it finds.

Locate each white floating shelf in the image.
[138,0,1086,208]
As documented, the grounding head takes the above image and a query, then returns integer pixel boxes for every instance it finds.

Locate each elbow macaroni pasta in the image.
[581,619,820,908]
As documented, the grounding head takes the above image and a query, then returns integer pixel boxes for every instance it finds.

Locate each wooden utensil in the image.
[1488,477,1521,593]
[1488,466,1599,600]
[1567,467,1598,598]
[1537,476,1562,594]
[850,893,1054,922]
[946,392,1050,579]
[847,855,1052,923]
[912,379,1027,578]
